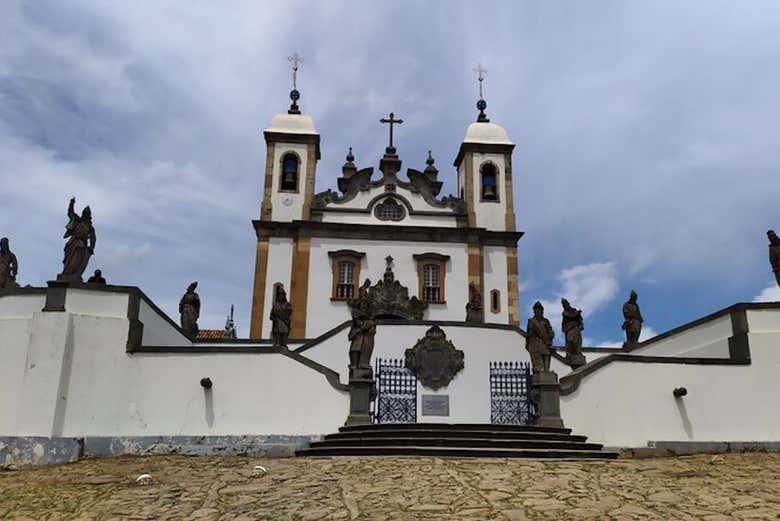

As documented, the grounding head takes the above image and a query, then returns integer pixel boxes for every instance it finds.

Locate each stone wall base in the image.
[0,435,321,467]
[617,441,780,458]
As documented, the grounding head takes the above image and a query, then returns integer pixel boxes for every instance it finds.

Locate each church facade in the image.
[249,104,522,339]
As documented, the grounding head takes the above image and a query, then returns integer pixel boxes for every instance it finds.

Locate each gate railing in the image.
[490,361,532,425]
[373,358,417,424]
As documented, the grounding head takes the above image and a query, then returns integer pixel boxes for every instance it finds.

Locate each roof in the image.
[196,329,227,340]
[265,113,318,135]
[462,121,513,145]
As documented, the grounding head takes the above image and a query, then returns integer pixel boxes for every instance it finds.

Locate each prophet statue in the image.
[622,290,643,345]
[270,284,292,347]
[526,301,554,373]
[179,282,200,339]
[57,197,96,283]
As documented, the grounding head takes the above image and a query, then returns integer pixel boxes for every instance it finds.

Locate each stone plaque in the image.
[422,394,450,416]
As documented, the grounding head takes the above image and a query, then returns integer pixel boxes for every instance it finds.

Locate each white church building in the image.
[2,80,780,465]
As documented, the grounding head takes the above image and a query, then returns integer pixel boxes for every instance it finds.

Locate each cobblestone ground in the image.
[1,453,780,520]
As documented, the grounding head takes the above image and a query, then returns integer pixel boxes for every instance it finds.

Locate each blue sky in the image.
[2,1,779,344]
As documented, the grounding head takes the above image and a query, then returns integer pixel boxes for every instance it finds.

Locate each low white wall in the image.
[138,299,191,346]
[303,323,530,424]
[562,330,780,447]
[631,314,732,358]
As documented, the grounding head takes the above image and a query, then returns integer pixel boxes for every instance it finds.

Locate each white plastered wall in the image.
[301,323,530,423]
[139,299,190,346]
[262,237,294,337]
[305,238,470,337]
[483,245,509,324]
[630,314,733,358]
[561,310,780,447]
[269,142,310,222]
[0,289,348,437]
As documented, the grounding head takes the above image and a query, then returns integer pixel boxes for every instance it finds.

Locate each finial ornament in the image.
[473,63,490,122]
[287,52,303,115]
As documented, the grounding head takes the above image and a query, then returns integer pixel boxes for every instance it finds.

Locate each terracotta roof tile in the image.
[196,329,226,340]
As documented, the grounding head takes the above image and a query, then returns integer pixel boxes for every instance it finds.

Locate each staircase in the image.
[296,423,618,459]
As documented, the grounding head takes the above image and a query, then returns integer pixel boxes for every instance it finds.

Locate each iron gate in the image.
[490,361,533,425]
[373,358,417,423]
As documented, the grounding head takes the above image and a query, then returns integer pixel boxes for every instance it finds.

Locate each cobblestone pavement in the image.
[1,453,780,520]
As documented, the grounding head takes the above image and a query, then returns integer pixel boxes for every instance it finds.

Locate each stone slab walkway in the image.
[1,453,779,520]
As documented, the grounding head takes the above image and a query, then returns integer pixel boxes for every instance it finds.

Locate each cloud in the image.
[754,284,780,303]
[537,262,619,319]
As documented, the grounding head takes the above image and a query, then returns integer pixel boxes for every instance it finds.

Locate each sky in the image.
[2,1,779,345]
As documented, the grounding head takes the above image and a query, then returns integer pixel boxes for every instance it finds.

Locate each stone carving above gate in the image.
[364,256,427,320]
[404,325,464,390]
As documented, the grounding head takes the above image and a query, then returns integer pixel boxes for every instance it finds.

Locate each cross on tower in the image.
[380,112,403,151]
[288,52,303,90]
[473,63,487,99]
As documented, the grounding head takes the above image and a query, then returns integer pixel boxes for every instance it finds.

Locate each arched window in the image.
[328,250,365,300]
[413,253,450,304]
[280,153,299,192]
[422,264,441,302]
[490,289,501,313]
[480,162,498,201]
[374,198,406,221]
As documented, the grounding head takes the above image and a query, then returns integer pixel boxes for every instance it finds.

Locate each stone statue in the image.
[348,278,376,378]
[622,290,643,345]
[526,301,554,373]
[87,269,106,285]
[270,284,292,347]
[769,230,780,288]
[0,237,19,289]
[561,298,586,367]
[465,282,483,322]
[179,282,200,339]
[57,197,96,283]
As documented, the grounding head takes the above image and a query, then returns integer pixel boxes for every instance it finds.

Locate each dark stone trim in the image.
[294,321,352,354]
[262,131,321,160]
[126,290,143,353]
[42,281,68,312]
[412,253,452,262]
[253,220,525,247]
[0,286,47,296]
[327,250,365,259]
[728,308,751,362]
[375,318,523,331]
[453,142,516,168]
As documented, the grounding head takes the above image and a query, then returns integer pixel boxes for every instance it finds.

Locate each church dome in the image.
[462,121,513,145]
[265,113,318,135]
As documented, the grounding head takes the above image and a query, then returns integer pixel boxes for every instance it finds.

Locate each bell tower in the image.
[251,54,320,339]
[453,65,520,326]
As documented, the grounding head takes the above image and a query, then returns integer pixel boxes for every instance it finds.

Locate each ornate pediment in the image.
[364,256,427,320]
[404,326,465,390]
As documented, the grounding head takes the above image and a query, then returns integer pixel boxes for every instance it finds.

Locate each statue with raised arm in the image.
[769,230,780,288]
[465,282,483,323]
[179,282,200,339]
[622,290,643,345]
[57,197,96,283]
[561,298,586,367]
[0,238,19,289]
[270,283,292,347]
[526,301,554,373]
[348,278,376,378]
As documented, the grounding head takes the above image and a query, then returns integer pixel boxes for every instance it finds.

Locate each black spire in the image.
[288,53,303,115]
[473,64,490,123]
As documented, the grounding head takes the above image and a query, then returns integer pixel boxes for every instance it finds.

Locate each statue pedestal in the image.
[42,280,71,312]
[532,371,564,429]
[344,377,375,427]
[566,353,587,369]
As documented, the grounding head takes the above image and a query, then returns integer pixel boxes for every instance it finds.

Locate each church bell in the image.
[483,184,496,200]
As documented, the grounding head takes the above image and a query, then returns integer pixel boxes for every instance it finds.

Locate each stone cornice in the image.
[263,131,321,160]
[454,142,516,168]
[252,219,525,247]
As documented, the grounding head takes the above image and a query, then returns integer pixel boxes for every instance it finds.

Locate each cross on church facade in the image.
[380,112,403,150]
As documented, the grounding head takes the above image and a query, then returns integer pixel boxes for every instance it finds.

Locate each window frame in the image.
[490,289,501,314]
[328,250,365,301]
[279,151,301,193]
[479,161,500,203]
[413,253,450,304]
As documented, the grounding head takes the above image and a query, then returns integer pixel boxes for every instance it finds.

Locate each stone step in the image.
[339,422,572,435]
[310,436,604,451]
[326,429,588,443]
[296,445,619,459]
